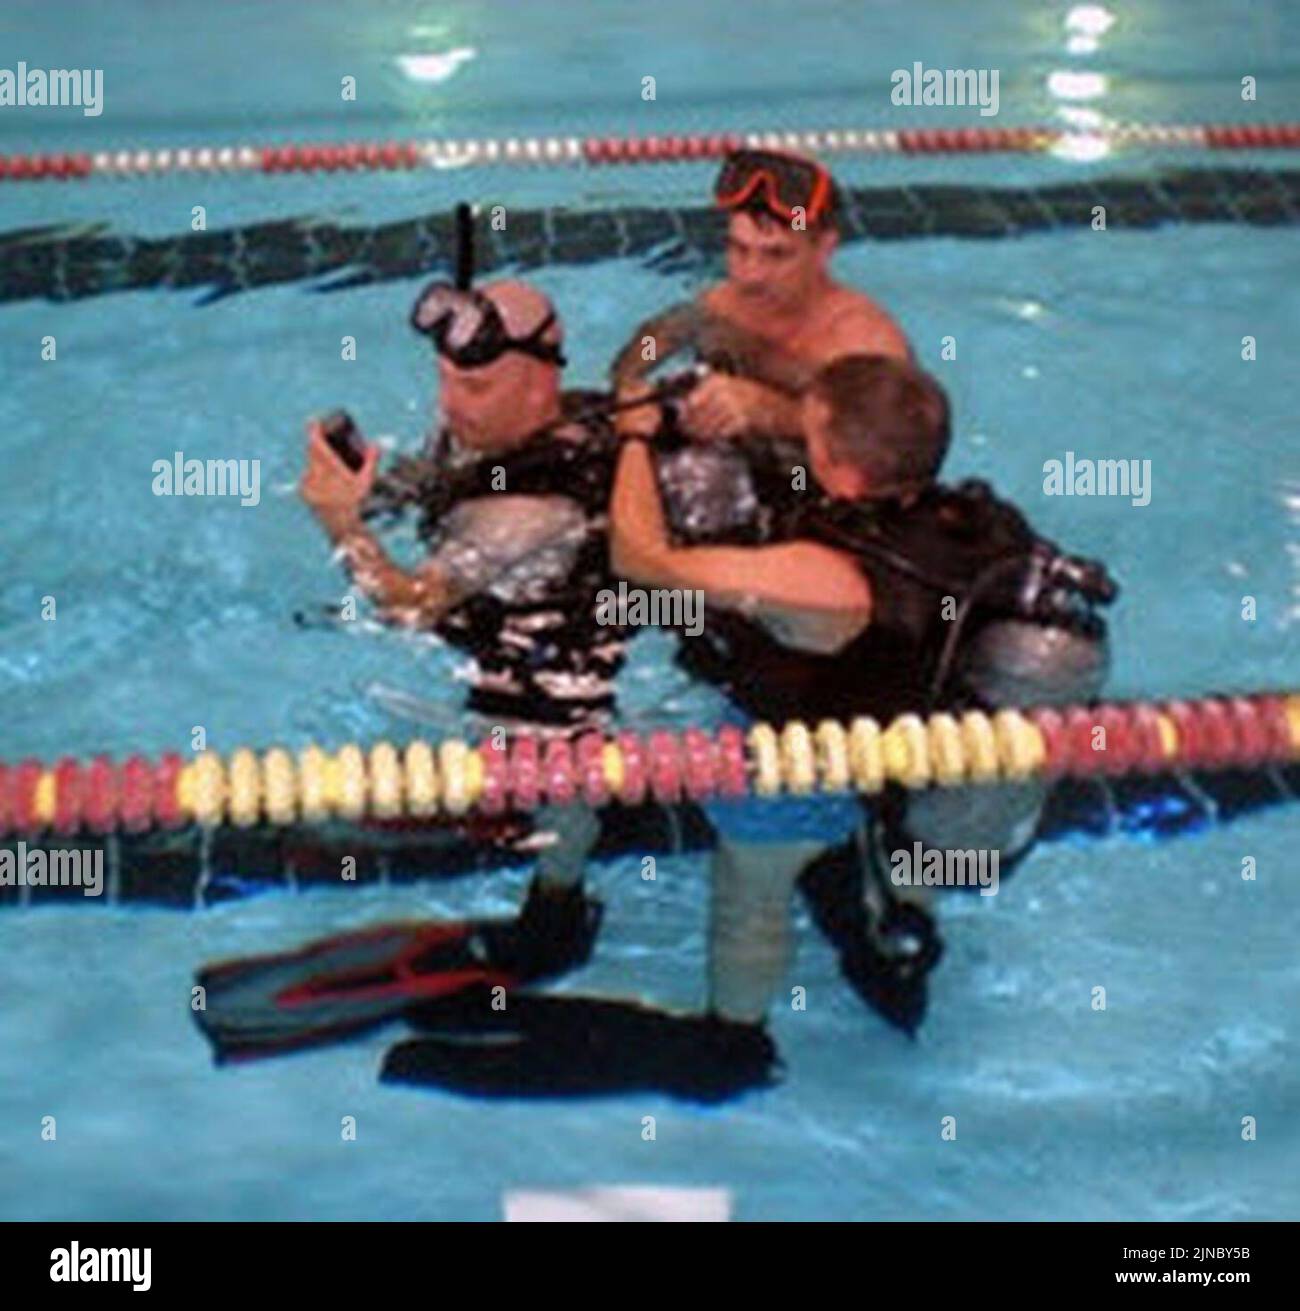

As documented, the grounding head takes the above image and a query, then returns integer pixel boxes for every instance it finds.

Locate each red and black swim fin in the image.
[193,881,601,1063]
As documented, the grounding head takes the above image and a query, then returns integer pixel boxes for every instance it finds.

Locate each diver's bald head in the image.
[479,279,564,348]
[435,278,566,453]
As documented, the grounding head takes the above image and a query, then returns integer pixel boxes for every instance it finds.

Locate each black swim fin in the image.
[381,989,782,1104]
[836,900,943,1037]
[798,835,943,1037]
[193,880,602,1063]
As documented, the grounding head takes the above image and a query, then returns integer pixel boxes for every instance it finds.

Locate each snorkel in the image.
[453,200,474,292]
[410,206,566,369]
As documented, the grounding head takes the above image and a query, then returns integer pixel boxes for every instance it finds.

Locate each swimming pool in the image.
[1,0,1297,1222]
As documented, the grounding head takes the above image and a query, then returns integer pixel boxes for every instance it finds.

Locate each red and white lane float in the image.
[3,121,1300,184]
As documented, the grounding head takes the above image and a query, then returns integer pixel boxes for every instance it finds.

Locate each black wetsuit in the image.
[370,390,627,730]
[368,388,803,730]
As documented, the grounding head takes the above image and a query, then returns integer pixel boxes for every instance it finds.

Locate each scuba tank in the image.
[792,478,1117,709]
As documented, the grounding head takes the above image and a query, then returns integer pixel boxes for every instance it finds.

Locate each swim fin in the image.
[798,832,943,1037]
[382,989,782,1104]
[193,880,602,1063]
[836,900,943,1037]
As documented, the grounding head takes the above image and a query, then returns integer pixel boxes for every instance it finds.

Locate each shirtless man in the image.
[611,148,910,442]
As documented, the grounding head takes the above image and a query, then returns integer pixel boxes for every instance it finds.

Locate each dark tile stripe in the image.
[2,168,1298,307]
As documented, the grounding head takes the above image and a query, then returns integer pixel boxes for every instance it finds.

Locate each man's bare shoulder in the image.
[819,286,909,353]
[821,282,889,315]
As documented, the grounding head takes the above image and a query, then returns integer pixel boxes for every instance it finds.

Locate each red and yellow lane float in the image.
[1,693,1298,838]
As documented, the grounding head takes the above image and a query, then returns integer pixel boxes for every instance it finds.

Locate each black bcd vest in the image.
[678,480,1106,726]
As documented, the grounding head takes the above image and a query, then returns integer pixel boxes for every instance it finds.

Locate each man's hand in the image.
[678,374,769,442]
[613,383,663,440]
[300,420,380,541]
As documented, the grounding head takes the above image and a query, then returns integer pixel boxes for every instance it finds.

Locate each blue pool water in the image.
[1,0,1298,1221]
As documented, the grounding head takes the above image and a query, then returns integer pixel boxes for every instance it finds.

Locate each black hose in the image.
[926,553,1041,705]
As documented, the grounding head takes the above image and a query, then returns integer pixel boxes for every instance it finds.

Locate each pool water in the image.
[1,0,1297,1221]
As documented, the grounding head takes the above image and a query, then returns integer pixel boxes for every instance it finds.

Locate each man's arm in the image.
[301,430,465,627]
[687,302,912,443]
[301,425,585,630]
[610,441,871,653]
[331,526,464,628]
[609,301,707,392]
[610,299,811,441]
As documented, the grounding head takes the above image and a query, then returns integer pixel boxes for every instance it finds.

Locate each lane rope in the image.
[2,692,1298,836]
[3,121,1300,183]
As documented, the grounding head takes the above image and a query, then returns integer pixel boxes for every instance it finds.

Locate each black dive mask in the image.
[411,283,567,370]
